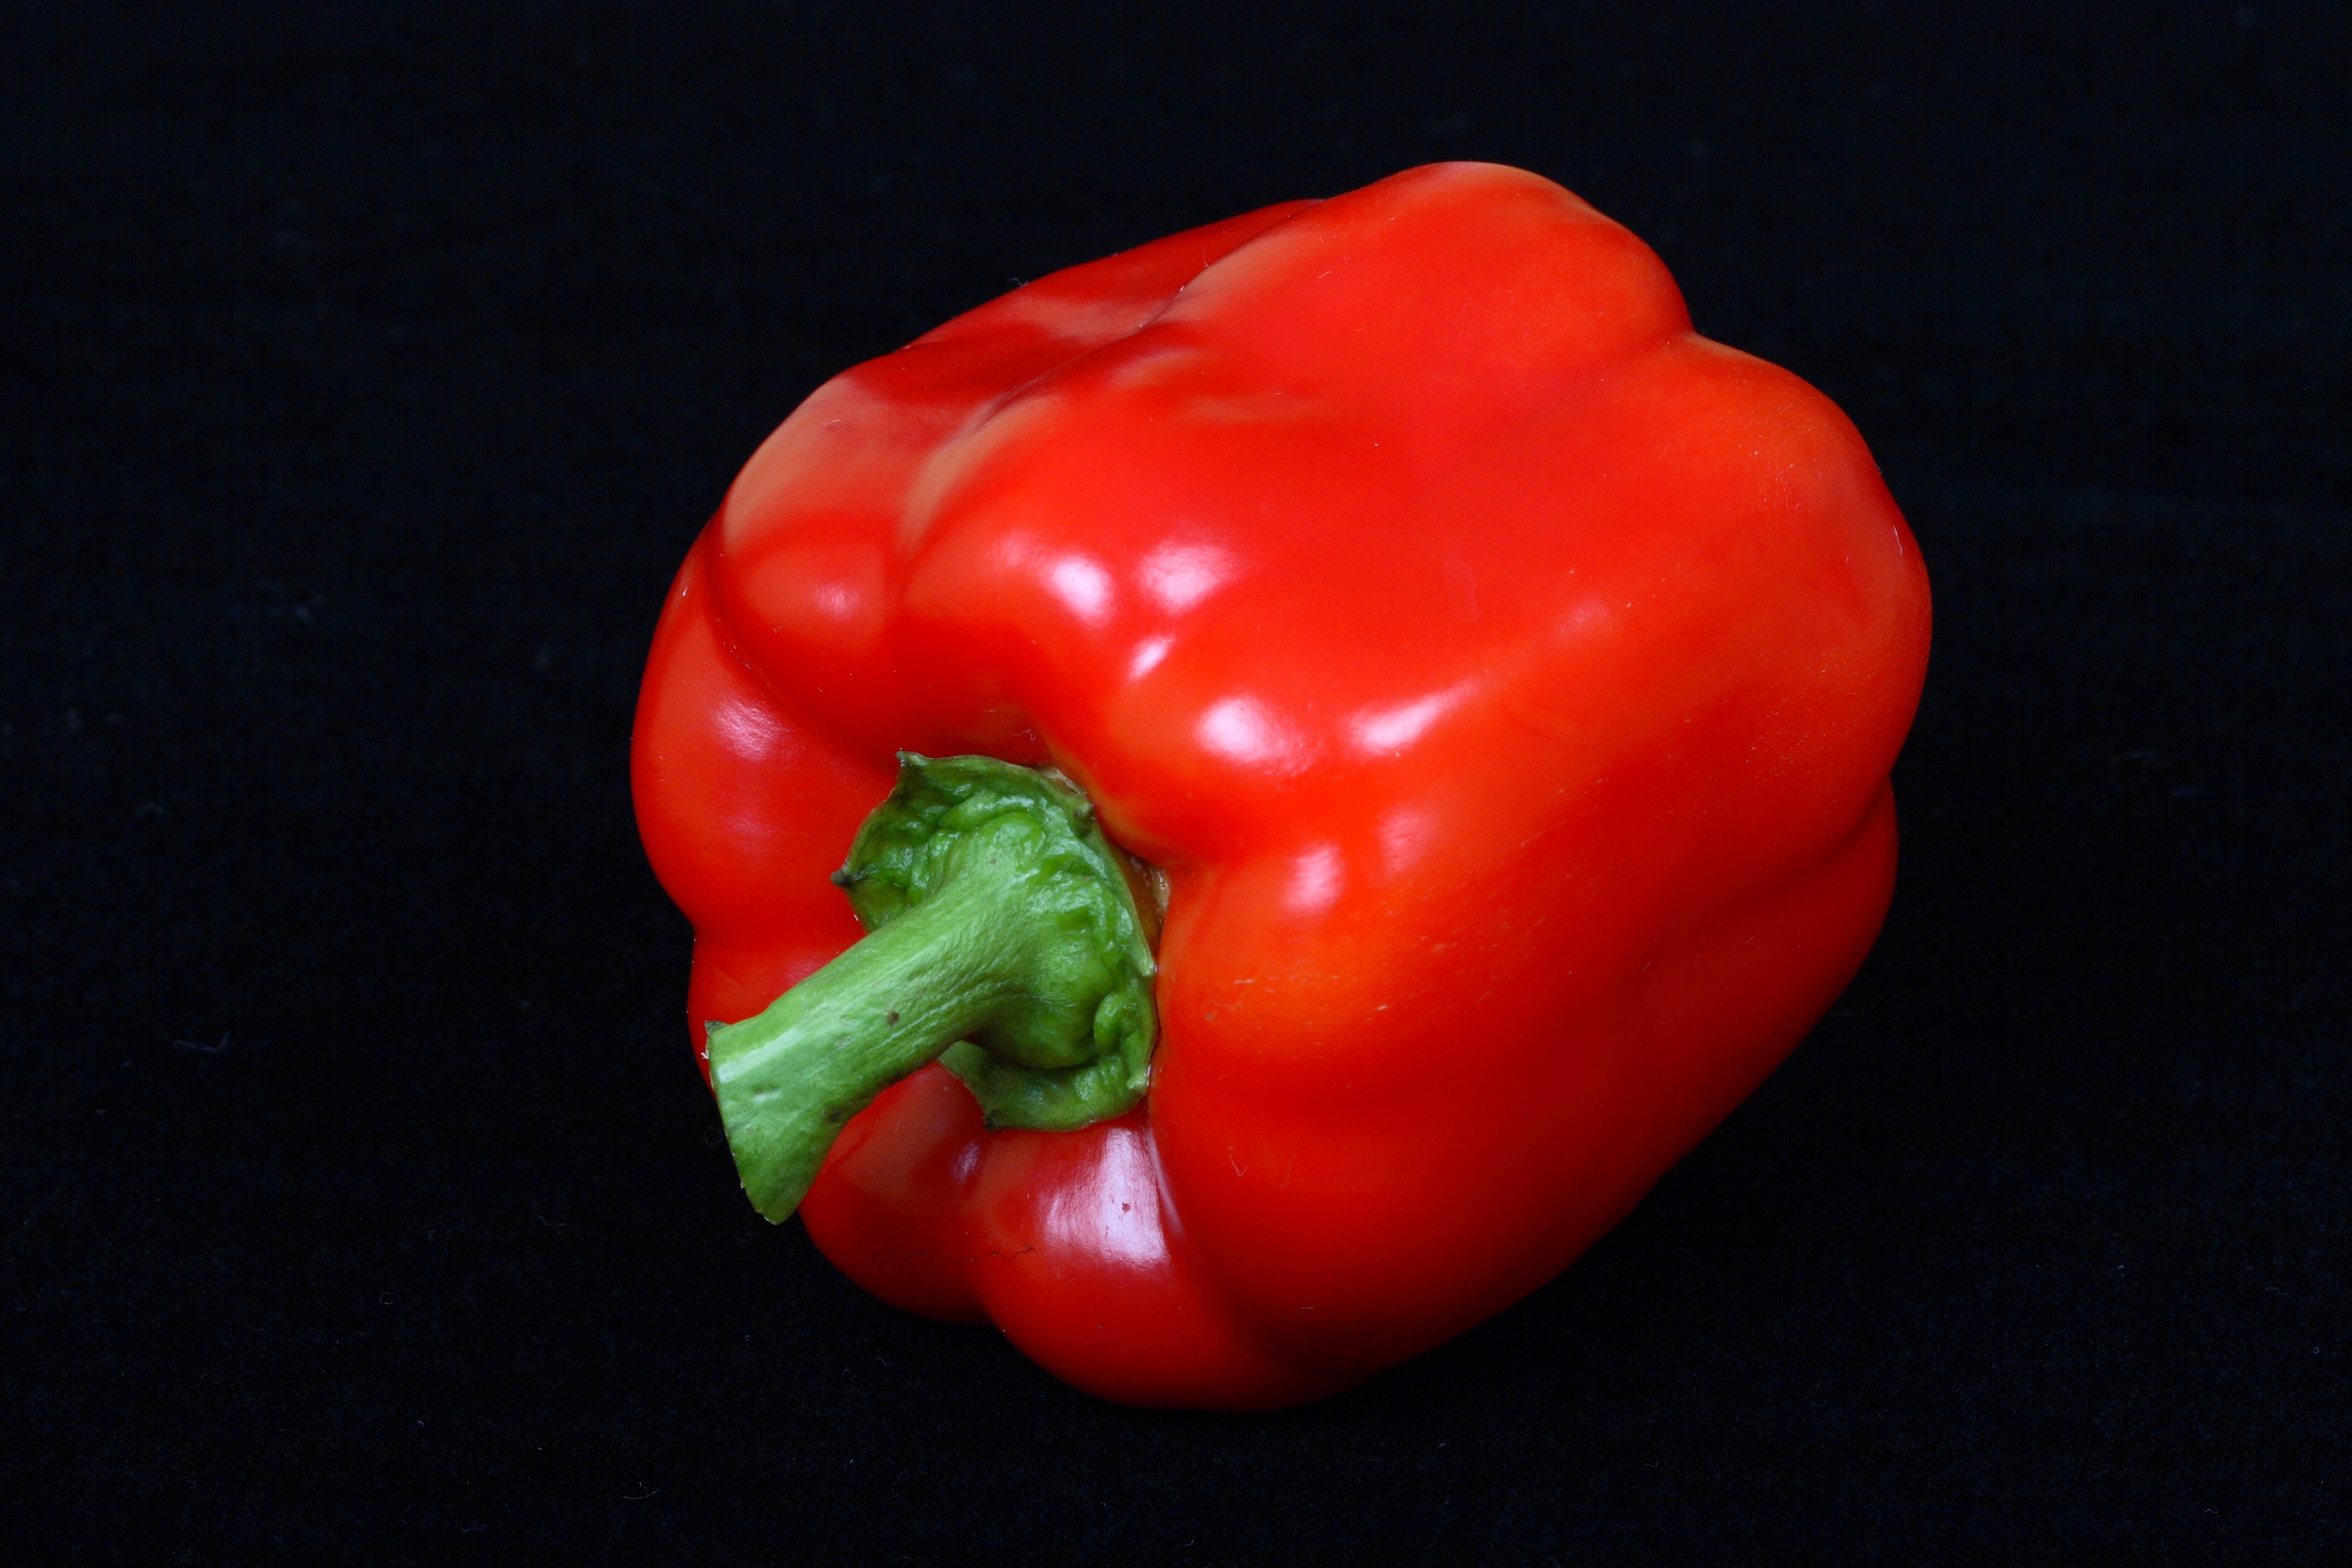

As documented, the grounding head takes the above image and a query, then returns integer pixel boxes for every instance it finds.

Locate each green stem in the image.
[705,754,1159,1223]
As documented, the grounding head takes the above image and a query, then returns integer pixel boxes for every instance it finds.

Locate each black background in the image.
[6,2,2347,1562]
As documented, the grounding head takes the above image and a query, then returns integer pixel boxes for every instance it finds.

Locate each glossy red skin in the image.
[632,163,1931,1408]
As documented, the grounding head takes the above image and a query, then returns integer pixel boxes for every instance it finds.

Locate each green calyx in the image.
[704,753,1161,1223]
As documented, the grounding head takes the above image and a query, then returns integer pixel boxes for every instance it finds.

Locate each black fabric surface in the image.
[5,3,2347,1561]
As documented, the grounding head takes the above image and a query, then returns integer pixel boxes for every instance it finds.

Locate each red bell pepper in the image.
[632,162,1930,1408]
